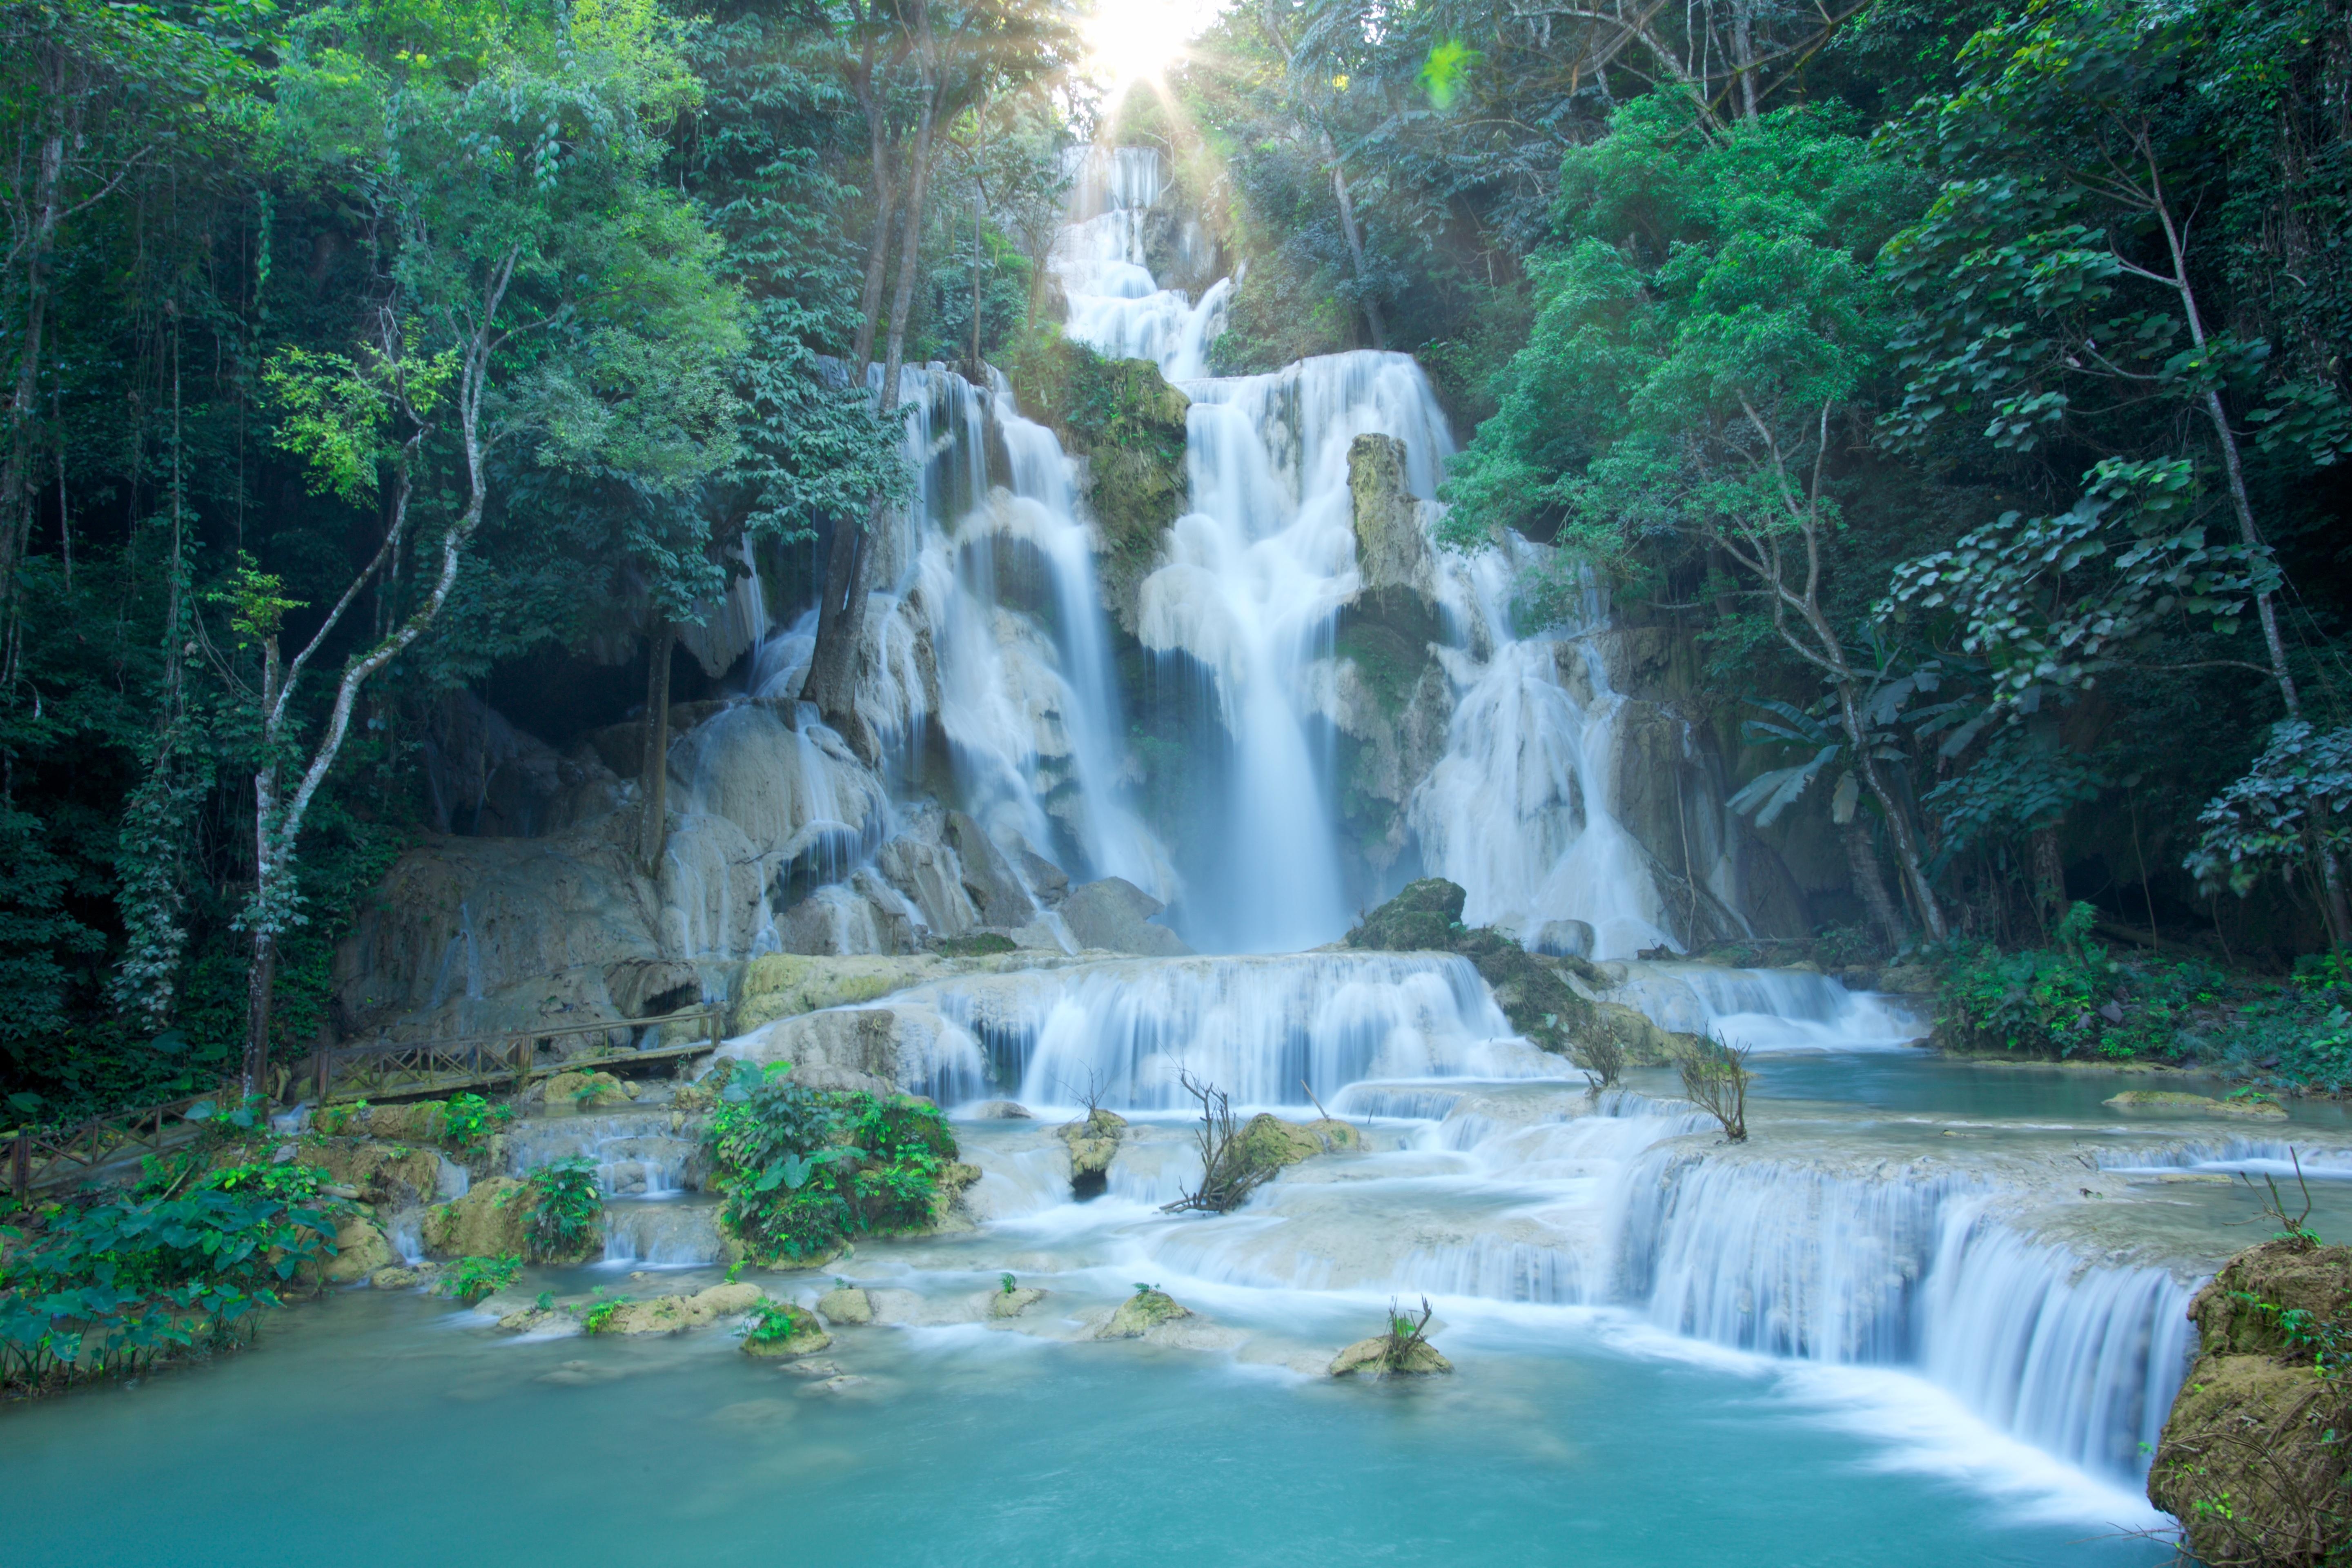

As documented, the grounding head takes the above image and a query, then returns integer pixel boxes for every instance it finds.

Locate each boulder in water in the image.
[2107,1089,2287,1120]
[2149,1238,2352,1563]
[816,1286,875,1325]
[1098,1288,1192,1339]
[740,1301,833,1358]
[1346,878,1465,952]
[1060,877,1191,956]
[421,1176,533,1261]
[1328,1337,1453,1377]
[971,1099,1033,1119]
[324,1216,396,1283]
[368,1265,423,1290]
[1058,1108,1127,1199]
[1234,1114,1359,1171]
[989,1286,1048,1320]
[597,1281,769,1337]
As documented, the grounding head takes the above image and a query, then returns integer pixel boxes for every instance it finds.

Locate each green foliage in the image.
[0,1185,336,1394]
[439,1093,512,1154]
[578,1292,631,1334]
[1937,902,2219,1060]
[2186,723,2352,903]
[704,1067,958,1264]
[739,1298,810,1346]
[518,1156,602,1262]
[434,1254,522,1306]
[934,932,1016,958]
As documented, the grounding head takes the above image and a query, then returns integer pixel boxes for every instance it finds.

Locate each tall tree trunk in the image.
[804,20,903,711]
[807,1,938,742]
[2031,824,2066,924]
[2148,160,2352,947]
[1731,0,1759,121]
[637,621,674,873]
[243,640,284,1099]
[0,62,68,672]
[1841,816,1904,948]
[1321,133,1387,350]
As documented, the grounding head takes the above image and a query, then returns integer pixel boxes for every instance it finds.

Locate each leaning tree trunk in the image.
[637,620,673,873]
[1841,816,1906,949]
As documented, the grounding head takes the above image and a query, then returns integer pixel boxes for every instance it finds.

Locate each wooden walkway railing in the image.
[7,1082,236,1203]
[7,1007,727,1202]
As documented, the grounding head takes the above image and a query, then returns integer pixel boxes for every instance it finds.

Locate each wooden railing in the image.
[305,1007,726,1107]
[7,1006,727,1202]
[7,1081,236,1202]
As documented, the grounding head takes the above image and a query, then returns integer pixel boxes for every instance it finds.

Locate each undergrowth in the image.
[703,1066,958,1264]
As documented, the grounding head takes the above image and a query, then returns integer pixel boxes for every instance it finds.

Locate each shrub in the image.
[519,1156,602,1262]
[434,1254,522,1305]
[704,1067,960,1263]
[578,1292,630,1334]
[0,1186,337,1393]
[441,1093,513,1154]
[1677,1036,1752,1142]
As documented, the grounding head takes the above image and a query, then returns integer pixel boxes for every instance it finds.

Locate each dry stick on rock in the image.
[1570,1033,1625,1098]
[1678,1034,1751,1143]
[1162,1070,1276,1215]
[1382,1295,1437,1371]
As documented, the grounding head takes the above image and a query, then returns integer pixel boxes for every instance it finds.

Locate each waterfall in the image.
[1619,1146,2196,1483]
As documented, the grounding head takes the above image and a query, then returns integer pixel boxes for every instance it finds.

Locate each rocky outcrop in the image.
[2107,1090,2288,1120]
[540,1070,636,1109]
[990,1286,1047,1319]
[945,811,1038,929]
[815,1285,876,1326]
[1098,1288,1192,1339]
[1060,877,1190,956]
[1347,435,1435,598]
[2150,1238,2352,1565]
[740,1301,833,1357]
[1233,1114,1359,1171]
[1347,878,1695,1062]
[302,1139,446,1208]
[324,1216,396,1283]
[1058,1108,1127,1199]
[731,953,952,1033]
[1328,1336,1453,1376]
[421,1176,533,1261]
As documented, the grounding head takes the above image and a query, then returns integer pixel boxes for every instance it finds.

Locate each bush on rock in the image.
[704,1065,973,1266]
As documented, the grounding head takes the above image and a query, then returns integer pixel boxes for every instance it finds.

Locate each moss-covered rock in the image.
[2107,1089,2288,1119]
[990,1286,1048,1319]
[1098,1288,1192,1339]
[303,1139,444,1208]
[740,1300,832,1358]
[1348,877,1467,952]
[1328,1336,1453,1376]
[314,1100,450,1143]
[542,1069,635,1110]
[1004,331,1189,632]
[323,1215,396,1283]
[1058,1107,1128,1199]
[1234,1114,1358,1172]
[421,1176,532,1260]
[2149,1238,2352,1564]
[729,953,948,1033]
[816,1285,875,1325]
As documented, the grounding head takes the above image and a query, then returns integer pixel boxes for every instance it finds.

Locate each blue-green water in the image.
[0,1279,2165,1568]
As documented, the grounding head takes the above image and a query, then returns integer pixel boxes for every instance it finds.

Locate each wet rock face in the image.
[1060,877,1191,956]
[1347,878,1466,953]
[421,1176,533,1261]
[1346,435,1434,599]
[2149,1238,2352,1564]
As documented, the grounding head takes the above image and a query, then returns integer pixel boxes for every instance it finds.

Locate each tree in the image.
[1438,94,1952,937]
[234,0,742,1093]
[1880,0,2352,942]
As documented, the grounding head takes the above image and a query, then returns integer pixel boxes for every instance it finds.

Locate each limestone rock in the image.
[313,1101,451,1145]
[303,1139,444,1208]
[1877,962,1938,994]
[1346,877,1464,952]
[324,1216,396,1283]
[989,1287,1047,1320]
[598,1281,769,1336]
[604,959,702,1019]
[740,1301,833,1358]
[1060,877,1191,956]
[543,1070,636,1110]
[369,1265,422,1290]
[945,812,1037,928]
[421,1176,532,1261]
[2150,1239,2352,1563]
[730,953,946,1033]
[1329,1336,1453,1376]
[1234,1113,1359,1172]
[1058,1108,1127,1199]
[971,1100,1033,1119]
[1347,434,1434,597]
[2108,1089,2288,1119]
[816,1286,876,1326]
[1098,1289,1192,1339]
